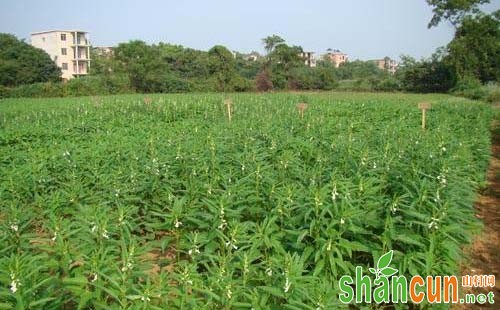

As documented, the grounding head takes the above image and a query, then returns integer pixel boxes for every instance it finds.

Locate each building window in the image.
[61,34,66,41]
[62,63,68,70]
[61,48,67,55]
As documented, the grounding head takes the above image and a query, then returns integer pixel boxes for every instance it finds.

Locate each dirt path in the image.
[459,104,500,309]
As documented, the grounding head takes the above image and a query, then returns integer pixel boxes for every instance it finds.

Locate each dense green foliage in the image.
[0,92,492,308]
[426,0,490,27]
[0,75,131,99]
[446,11,500,83]
[396,55,456,93]
[0,33,61,87]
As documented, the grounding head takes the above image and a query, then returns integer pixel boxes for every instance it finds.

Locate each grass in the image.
[0,91,493,309]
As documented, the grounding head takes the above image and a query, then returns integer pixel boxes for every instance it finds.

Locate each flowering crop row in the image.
[0,92,492,309]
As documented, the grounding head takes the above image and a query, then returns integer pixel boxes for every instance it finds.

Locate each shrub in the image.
[232,75,255,92]
[484,83,500,103]
[0,85,10,98]
[160,74,192,93]
[373,77,401,92]
[255,69,274,92]
[451,76,488,100]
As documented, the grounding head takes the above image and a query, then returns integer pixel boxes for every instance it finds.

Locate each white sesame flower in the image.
[331,185,338,201]
[390,202,398,214]
[91,224,97,233]
[174,218,182,228]
[434,191,441,202]
[266,267,273,276]
[437,174,447,186]
[428,217,440,230]
[51,231,58,242]
[10,279,18,293]
[284,277,291,293]
[102,230,109,239]
[226,285,232,299]
[140,296,151,302]
[10,224,18,232]
[91,273,98,282]
[225,241,238,250]
[340,218,345,225]
[10,273,19,293]
[361,157,367,166]
[188,247,200,256]
[218,221,227,230]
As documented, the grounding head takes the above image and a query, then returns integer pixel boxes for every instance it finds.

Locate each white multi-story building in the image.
[31,30,91,80]
[372,57,399,74]
[299,51,317,68]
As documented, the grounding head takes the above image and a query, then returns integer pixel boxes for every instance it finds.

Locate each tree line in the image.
[0,0,498,100]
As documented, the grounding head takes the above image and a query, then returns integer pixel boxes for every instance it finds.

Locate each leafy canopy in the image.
[426,0,490,27]
[0,33,61,87]
[446,11,500,82]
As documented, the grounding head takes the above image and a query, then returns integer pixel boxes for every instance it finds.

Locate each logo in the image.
[338,250,495,305]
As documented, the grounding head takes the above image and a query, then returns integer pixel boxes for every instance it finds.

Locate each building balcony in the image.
[71,43,91,47]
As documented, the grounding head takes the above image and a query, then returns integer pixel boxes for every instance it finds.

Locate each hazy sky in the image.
[1,0,498,60]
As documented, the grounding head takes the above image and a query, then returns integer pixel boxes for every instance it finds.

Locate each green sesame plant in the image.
[0,92,492,309]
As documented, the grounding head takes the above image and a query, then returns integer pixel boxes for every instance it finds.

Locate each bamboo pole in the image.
[296,103,308,119]
[418,102,431,129]
[224,99,232,122]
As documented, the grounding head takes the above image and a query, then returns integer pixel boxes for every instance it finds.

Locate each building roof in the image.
[31,30,88,35]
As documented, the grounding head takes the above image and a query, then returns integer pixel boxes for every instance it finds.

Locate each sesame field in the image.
[0,92,493,309]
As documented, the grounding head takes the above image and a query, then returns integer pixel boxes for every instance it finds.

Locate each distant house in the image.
[299,51,316,67]
[323,49,348,68]
[234,51,262,62]
[371,57,398,74]
[31,30,91,80]
[94,46,114,57]
[243,51,262,62]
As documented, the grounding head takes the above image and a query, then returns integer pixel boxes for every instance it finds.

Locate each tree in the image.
[262,35,285,56]
[268,44,304,89]
[208,45,238,91]
[396,55,455,92]
[0,33,61,87]
[426,0,490,27]
[114,40,168,92]
[271,44,303,71]
[445,11,500,82]
[335,60,386,80]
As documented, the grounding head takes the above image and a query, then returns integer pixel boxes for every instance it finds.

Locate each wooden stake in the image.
[296,103,308,119]
[418,102,431,129]
[224,99,232,122]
